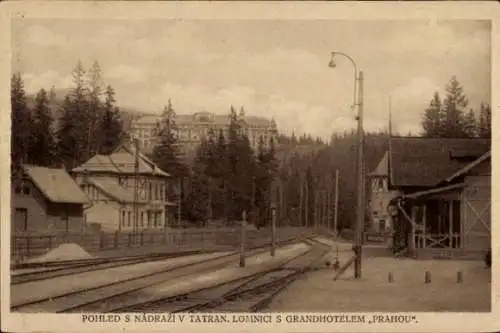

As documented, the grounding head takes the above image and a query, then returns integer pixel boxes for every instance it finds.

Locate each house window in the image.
[21,183,31,196]
[61,211,69,232]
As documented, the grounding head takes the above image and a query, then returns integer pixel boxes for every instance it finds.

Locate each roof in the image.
[403,183,467,199]
[72,143,170,177]
[389,137,491,187]
[21,165,89,204]
[368,151,389,177]
[444,150,491,184]
[84,177,177,206]
[85,177,136,203]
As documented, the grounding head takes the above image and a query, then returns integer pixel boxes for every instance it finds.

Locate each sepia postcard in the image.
[1,1,499,333]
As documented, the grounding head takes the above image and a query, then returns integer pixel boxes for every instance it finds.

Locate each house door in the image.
[14,208,28,232]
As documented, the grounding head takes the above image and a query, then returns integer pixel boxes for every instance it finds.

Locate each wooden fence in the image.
[11,227,311,260]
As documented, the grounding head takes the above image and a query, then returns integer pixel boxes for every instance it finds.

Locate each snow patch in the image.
[25,243,94,263]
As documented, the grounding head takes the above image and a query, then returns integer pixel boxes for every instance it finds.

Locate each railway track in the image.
[12,237,310,313]
[112,238,330,313]
[12,235,310,285]
[11,251,206,285]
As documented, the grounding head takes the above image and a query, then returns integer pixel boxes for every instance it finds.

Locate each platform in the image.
[267,237,491,312]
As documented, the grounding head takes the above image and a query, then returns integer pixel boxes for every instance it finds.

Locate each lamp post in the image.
[328,51,365,279]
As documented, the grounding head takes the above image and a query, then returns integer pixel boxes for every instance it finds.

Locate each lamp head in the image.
[328,53,337,68]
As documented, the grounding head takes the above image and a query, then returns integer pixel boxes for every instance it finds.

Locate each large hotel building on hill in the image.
[128,110,278,156]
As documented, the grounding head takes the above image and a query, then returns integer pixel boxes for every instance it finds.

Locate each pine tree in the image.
[56,95,82,169]
[440,76,470,138]
[212,128,229,220]
[11,73,32,174]
[56,61,90,168]
[152,99,188,220]
[254,135,278,227]
[421,92,443,137]
[478,102,492,138]
[86,60,104,157]
[30,88,56,166]
[188,138,210,226]
[98,85,124,154]
[463,109,478,138]
[152,99,186,177]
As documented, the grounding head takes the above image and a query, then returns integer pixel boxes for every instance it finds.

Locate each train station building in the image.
[368,137,491,259]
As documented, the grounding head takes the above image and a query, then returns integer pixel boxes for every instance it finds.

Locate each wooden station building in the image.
[368,137,491,259]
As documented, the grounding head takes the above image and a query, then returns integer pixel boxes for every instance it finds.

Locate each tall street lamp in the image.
[328,51,365,279]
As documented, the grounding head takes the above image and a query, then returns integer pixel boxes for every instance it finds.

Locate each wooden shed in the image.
[11,165,89,234]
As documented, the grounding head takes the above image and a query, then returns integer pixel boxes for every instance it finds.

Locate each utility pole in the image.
[208,185,213,225]
[334,169,340,237]
[299,172,304,227]
[177,178,182,227]
[133,138,139,244]
[252,176,256,226]
[240,210,247,267]
[323,189,328,228]
[314,189,318,228]
[305,177,309,227]
[354,70,365,279]
[271,205,276,257]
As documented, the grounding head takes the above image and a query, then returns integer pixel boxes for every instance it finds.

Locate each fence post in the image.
[27,236,31,257]
[114,231,119,249]
[128,232,132,247]
[99,232,104,250]
[140,231,144,246]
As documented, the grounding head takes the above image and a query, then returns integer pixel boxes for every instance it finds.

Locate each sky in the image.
[12,19,491,139]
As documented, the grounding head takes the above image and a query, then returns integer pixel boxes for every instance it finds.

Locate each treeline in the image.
[277,132,326,146]
[151,104,279,227]
[11,60,126,175]
[267,130,388,231]
[421,76,491,138]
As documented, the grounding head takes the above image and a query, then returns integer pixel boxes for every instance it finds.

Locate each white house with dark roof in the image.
[71,143,176,232]
[11,165,89,233]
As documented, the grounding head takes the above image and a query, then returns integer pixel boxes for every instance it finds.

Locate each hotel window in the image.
[149,183,153,200]
[121,211,126,227]
[127,211,131,227]
[140,212,144,227]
